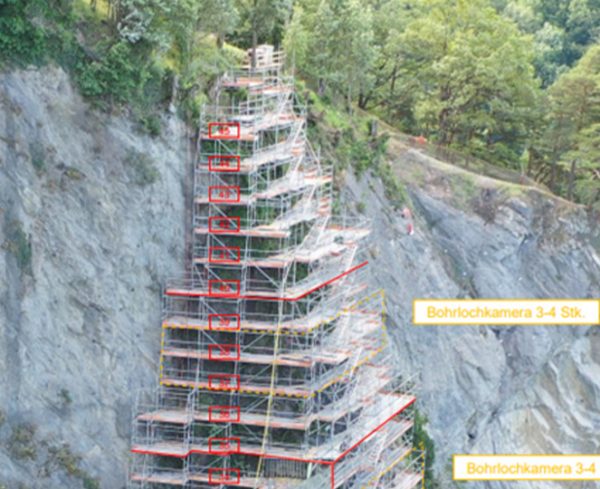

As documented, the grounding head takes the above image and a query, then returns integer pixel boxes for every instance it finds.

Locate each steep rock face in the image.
[0,67,187,488]
[344,144,600,489]
[1,66,599,489]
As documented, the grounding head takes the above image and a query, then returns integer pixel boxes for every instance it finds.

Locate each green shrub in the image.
[48,444,82,477]
[139,114,162,137]
[4,220,32,275]
[124,149,159,186]
[76,42,139,102]
[30,142,46,173]
[413,410,439,488]
[375,161,409,209]
[64,167,85,181]
[8,423,37,461]
[0,0,47,66]
[82,476,100,489]
[59,388,72,407]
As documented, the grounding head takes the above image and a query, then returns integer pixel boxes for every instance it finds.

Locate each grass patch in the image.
[375,161,410,209]
[440,172,480,212]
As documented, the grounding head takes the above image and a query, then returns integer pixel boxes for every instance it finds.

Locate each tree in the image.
[566,123,600,209]
[398,0,540,165]
[197,0,239,48]
[545,43,600,201]
[503,0,600,84]
[284,0,376,109]
[235,0,292,66]
[357,0,421,112]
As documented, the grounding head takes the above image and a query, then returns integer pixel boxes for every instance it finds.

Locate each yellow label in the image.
[413,299,600,325]
[454,455,600,481]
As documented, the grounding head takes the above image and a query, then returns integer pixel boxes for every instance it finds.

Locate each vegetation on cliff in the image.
[1,0,598,209]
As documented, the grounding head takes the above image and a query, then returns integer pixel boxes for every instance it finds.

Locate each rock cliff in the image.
[344,139,600,489]
[0,66,187,489]
[1,66,599,489]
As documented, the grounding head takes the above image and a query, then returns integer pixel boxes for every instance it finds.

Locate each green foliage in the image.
[124,149,160,186]
[285,0,375,108]
[3,220,32,275]
[235,0,292,51]
[41,439,99,485]
[64,166,85,181]
[0,0,241,125]
[2,0,597,210]
[0,0,47,66]
[375,160,409,209]
[59,388,73,408]
[8,423,37,461]
[399,0,540,165]
[48,444,82,476]
[83,477,101,489]
[76,41,153,104]
[530,42,600,208]
[565,123,600,209]
[139,113,162,136]
[339,131,373,175]
[413,410,439,489]
[29,142,46,173]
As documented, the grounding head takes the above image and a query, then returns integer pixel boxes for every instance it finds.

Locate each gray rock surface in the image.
[344,145,600,489]
[0,66,187,489]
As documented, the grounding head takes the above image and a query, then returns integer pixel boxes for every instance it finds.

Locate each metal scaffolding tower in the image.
[129,45,424,489]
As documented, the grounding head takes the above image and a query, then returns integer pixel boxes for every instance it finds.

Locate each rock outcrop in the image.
[0,66,187,489]
[345,142,600,489]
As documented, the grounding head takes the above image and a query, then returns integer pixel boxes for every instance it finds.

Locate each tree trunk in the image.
[369,120,378,138]
[438,108,451,145]
[346,83,352,114]
[358,91,367,110]
[252,29,258,69]
[170,75,179,114]
[251,0,258,70]
[318,79,325,97]
[549,158,557,191]
[567,159,577,201]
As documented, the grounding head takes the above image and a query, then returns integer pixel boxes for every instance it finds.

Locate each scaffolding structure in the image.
[129,45,424,489]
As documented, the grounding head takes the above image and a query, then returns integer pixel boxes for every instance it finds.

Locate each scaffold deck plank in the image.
[161,347,350,367]
[194,175,332,207]
[392,472,423,489]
